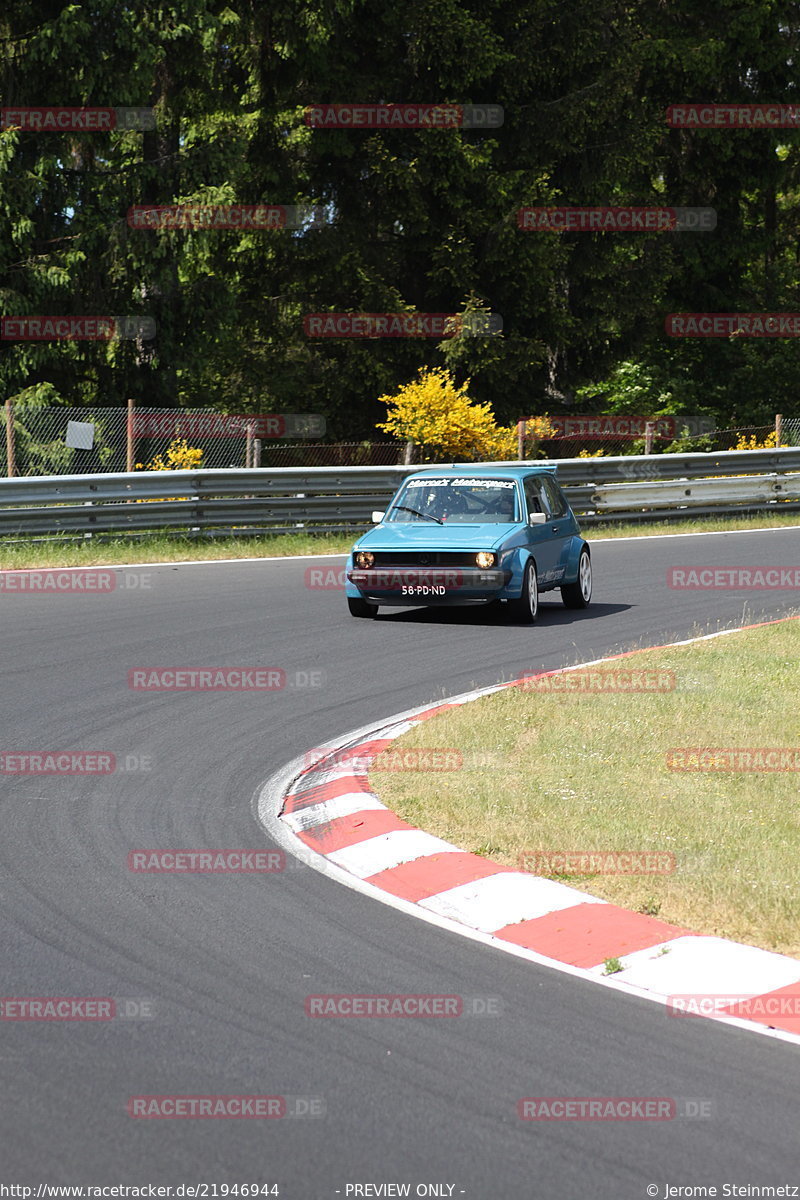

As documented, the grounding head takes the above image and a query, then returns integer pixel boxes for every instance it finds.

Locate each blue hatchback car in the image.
[345,465,592,622]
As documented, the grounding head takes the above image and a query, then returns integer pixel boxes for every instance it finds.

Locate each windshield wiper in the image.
[391,505,443,525]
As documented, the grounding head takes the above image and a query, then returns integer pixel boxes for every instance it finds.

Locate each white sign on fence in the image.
[65,420,95,450]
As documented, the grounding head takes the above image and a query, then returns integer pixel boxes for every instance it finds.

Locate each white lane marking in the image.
[9,551,349,572]
[258,612,800,1048]
[290,763,370,788]
[287,721,422,786]
[327,831,461,878]
[418,873,605,933]
[589,935,800,995]
[257,754,800,1047]
[23,517,800,573]
[367,719,421,738]
[283,792,385,833]
[590,523,800,543]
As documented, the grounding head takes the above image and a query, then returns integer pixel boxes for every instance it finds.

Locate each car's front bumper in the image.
[347,566,510,605]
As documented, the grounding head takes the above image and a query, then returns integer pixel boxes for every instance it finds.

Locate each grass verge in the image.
[371,618,800,958]
[0,532,353,569]
[0,511,799,568]
[588,510,800,539]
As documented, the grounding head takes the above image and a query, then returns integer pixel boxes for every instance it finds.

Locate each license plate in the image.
[401,585,447,596]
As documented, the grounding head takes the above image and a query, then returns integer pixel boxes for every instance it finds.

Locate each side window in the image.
[541,475,568,518]
[523,476,548,517]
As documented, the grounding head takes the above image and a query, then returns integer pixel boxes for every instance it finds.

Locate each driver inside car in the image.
[425,488,470,522]
[490,491,516,521]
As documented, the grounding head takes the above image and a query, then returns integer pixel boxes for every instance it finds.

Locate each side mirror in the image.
[372,510,385,524]
[528,512,547,525]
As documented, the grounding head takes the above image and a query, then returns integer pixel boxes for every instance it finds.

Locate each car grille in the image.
[371,551,480,567]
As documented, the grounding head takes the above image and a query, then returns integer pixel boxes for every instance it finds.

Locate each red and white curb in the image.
[256,617,800,1046]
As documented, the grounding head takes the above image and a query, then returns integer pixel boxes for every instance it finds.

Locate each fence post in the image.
[644,421,655,455]
[403,440,415,465]
[517,419,526,460]
[776,412,783,446]
[246,423,254,468]
[5,398,15,477]
[126,397,135,472]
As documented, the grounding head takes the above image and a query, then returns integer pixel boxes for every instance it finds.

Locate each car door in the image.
[538,475,572,583]
[522,475,560,586]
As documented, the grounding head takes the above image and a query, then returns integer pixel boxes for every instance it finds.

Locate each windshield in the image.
[387,476,520,524]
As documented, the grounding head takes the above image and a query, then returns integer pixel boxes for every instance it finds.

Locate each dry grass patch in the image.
[589,512,800,539]
[0,532,352,569]
[372,619,800,957]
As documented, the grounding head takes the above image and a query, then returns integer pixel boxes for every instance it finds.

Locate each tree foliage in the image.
[2,0,800,435]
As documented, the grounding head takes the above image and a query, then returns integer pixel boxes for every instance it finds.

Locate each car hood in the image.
[355,523,520,551]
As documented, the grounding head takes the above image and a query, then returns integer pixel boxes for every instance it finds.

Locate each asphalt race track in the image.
[2,526,800,1199]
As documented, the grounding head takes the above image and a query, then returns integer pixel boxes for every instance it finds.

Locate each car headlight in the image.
[355,551,375,568]
[475,551,496,568]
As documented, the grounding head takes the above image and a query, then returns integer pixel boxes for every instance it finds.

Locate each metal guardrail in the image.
[545,447,800,484]
[2,450,800,538]
[584,472,800,520]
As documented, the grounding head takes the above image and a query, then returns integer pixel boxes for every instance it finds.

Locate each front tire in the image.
[507,559,539,624]
[561,548,592,609]
[347,596,378,618]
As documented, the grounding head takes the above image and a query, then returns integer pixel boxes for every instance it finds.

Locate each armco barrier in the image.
[1,450,800,538]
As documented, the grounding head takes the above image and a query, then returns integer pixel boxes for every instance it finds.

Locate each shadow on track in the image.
[373,601,632,627]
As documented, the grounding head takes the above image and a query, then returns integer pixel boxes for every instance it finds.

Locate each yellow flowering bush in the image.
[135,437,205,471]
[377,367,517,461]
[524,416,556,440]
[734,431,782,451]
[519,415,557,457]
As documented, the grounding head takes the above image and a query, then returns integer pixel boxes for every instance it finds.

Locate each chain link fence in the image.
[0,403,407,476]
[535,423,786,460]
[781,417,800,445]
[261,441,405,467]
[1,403,794,477]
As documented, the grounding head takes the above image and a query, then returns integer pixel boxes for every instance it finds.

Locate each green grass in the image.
[588,510,800,539]
[372,618,800,958]
[0,532,353,569]
[1,510,798,568]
